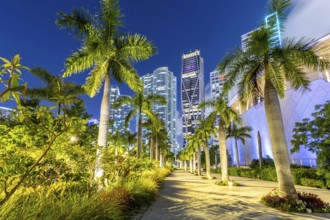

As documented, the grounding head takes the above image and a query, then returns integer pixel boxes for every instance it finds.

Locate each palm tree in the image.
[199,95,239,183]
[113,92,166,158]
[0,54,29,104]
[227,123,252,169]
[56,0,156,164]
[187,134,203,176]
[185,135,198,173]
[27,68,85,116]
[195,114,217,179]
[143,117,165,161]
[218,0,330,199]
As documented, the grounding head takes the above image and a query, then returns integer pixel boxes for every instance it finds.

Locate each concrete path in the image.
[138,170,330,220]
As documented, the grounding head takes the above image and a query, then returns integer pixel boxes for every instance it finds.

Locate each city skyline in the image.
[1,1,330,148]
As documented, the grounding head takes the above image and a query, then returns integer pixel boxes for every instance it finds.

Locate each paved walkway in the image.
[138,170,330,220]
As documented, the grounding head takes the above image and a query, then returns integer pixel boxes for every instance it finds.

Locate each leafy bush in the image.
[259,167,277,182]
[250,157,275,169]
[0,185,122,220]
[300,178,326,189]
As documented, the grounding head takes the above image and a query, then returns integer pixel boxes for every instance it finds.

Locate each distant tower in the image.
[210,70,228,146]
[109,85,131,134]
[241,12,282,51]
[181,50,205,148]
[141,67,178,153]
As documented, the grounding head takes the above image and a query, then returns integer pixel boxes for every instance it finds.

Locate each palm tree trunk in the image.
[264,79,297,199]
[193,152,196,173]
[235,139,240,169]
[189,157,193,173]
[155,137,159,161]
[150,136,153,161]
[204,137,212,179]
[95,74,110,179]
[219,124,229,182]
[160,151,163,167]
[184,160,187,171]
[257,131,263,169]
[137,112,142,158]
[197,145,201,176]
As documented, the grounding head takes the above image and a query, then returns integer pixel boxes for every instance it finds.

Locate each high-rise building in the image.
[0,106,12,118]
[210,70,228,146]
[210,70,227,102]
[181,50,205,148]
[141,67,178,153]
[109,85,131,134]
[241,12,282,51]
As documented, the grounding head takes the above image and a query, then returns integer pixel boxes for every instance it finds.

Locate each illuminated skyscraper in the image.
[241,12,282,51]
[141,67,178,153]
[181,50,204,148]
[210,70,228,146]
[109,85,131,134]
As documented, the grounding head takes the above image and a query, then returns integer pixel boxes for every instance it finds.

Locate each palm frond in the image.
[113,95,133,109]
[116,34,156,63]
[100,0,123,36]
[84,60,109,97]
[30,67,54,84]
[111,59,142,92]
[64,48,96,77]
[56,8,94,39]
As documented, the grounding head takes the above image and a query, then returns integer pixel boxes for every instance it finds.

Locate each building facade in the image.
[181,50,205,148]
[210,70,228,146]
[141,67,178,154]
[241,12,282,51]
[109,85,131,134]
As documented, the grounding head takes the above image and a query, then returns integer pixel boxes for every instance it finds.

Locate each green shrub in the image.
[259,167,277,182]
[300,178,326,189]
[250,157,274,169]
[0,185,122,220]
[291,168,319,185]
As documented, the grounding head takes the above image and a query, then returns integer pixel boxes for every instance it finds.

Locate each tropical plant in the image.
[186,134,202,175]
[27,67,85,116]
[227,123,252,169]
[199,95,239,183]
[218,0,330,199]
[113,92,166,158]
[0,54,29,104]
[291,101,330,184]
[194,114,217,179]
[56,0,156,177]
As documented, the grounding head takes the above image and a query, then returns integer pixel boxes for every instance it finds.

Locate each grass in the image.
[0,167,171,220]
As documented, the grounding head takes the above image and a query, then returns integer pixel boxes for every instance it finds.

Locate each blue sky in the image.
[1,0,330,147]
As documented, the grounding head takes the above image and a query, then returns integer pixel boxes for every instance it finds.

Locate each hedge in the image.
[212,167,329,189]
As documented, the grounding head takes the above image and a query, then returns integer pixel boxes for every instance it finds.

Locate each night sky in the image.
[1,0,329,147]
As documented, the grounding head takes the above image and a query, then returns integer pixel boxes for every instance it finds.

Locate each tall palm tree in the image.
[218,0,330,199]
[27,68,85,116]
[143,117,165,161]
[113,92,166,158]
[199,95,239,183]
[195,114,217,179]
[186,135,198,173]
[0,54,29,104]
[227,123,252,169]
[56,0,156,165]
[187,134,203,176]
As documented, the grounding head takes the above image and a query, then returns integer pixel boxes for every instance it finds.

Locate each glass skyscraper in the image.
[241,12,282,51]
[109,85,131,134]
[141,67,178,153]
[181,50,204,148]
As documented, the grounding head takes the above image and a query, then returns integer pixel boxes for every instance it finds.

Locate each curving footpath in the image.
[138,170,330,220]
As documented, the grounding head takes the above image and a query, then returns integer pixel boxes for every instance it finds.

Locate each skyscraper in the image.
[181,50,204,148]
[141,67,178,153]
[241,12,282,51]
[109,85,131,134]
[210,70,228,146]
